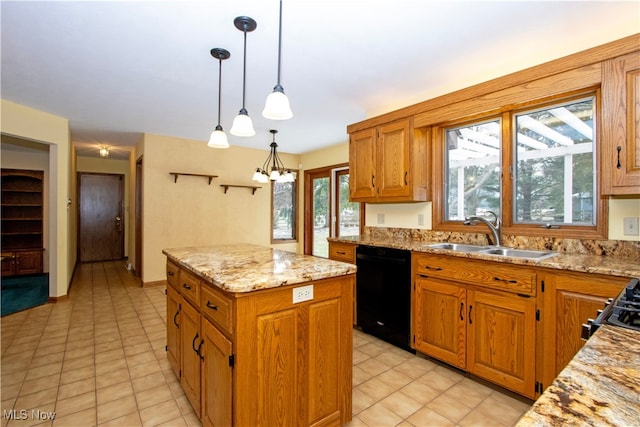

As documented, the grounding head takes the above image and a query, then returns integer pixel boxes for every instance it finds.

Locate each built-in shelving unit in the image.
[1,169,44,277]
[220,184,262,195]
[170,172,219,185]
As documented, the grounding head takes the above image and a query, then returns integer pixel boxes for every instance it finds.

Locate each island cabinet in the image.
[164,252,354,427]
[601,51,640,195]
[328,241,357,325]
[348,117,429,203]
[412,253,537,398]
[537,269,628,388]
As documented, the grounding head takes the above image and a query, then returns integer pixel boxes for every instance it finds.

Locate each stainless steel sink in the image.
[478,247,558,260]
[427,243,489,252]
[427,242,558,260]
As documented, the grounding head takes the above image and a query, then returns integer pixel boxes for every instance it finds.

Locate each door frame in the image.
[135,155,143,277]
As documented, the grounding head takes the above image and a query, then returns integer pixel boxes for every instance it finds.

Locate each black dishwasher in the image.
[356,245,414,353]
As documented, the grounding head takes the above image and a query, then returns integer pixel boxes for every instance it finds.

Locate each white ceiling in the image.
[1,1,638,160]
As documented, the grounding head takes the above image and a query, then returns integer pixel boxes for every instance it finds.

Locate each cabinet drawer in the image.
[414,254,536,295]
[200,285,233,335]
[179,269,201,305]
[167,261,180,289]
[329,242,356,264]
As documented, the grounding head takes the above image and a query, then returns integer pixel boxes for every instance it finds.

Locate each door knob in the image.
[115,216,122,230]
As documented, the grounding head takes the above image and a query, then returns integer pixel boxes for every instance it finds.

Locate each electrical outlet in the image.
[623,217,639,236]
[418,214,424,226]
[377,213,385,224]
[293,285,314,304]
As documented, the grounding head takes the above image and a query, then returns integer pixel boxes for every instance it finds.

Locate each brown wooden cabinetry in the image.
[601,52,640,195]
[348,118,429,202]
[538,270,628,388]
[328,241,357,325]
[1,169,44,277]
[166,283,181,378]
[412,253,536,398]
[165,260,354,426]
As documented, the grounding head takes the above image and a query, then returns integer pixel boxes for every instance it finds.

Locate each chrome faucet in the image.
[463,211,501,247]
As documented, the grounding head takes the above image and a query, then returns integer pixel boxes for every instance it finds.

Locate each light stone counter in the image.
[516,325,640,426]
[163,243,357,293]
[329,236,640,278]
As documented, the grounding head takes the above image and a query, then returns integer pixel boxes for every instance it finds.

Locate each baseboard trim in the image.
[143,280,166,288]
[48,294,68,303]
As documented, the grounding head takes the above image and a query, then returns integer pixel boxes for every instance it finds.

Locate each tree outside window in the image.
[272,180,296,242]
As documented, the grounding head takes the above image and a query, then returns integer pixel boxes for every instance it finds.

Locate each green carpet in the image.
[1,274,49,316]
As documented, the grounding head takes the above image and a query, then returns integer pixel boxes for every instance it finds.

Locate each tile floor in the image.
[1,261,532,426]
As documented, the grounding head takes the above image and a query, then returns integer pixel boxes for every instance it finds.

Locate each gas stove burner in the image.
[582,278,640,339]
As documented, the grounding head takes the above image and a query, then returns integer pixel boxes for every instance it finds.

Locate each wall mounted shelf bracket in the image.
[170,172,219,185]
[220,184,261,195]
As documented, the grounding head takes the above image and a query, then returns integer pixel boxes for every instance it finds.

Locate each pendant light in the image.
[262,0,292,120]
[208,48,231,148]
[252,130,295,183]
[230,16,257,137]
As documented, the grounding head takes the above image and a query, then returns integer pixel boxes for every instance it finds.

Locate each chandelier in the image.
[252,130,295,183]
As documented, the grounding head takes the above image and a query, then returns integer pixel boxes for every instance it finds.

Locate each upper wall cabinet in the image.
[601,52,640,195]
[349,118,429,203]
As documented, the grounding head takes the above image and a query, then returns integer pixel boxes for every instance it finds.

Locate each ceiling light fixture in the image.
[252,129,295,183]
[99,145,109,158]
[262,0,292,120]
[230,16,257,137]
[208,48,231,149]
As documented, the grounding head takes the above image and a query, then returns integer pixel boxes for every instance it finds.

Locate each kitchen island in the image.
[163,244,356,427]
[516,324,640,426]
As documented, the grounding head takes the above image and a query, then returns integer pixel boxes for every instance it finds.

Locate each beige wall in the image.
[141,133,300,283]
[1,99,72,297]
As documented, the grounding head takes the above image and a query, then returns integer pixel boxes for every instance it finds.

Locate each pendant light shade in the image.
[262,0,292,120]
[230,16,257,137]
[208,48,231,148]
[252,129,296,183]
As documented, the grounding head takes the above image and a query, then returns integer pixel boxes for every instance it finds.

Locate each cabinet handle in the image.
[493,277,517,284]
[183,283,191,290]
[616,146,622,169]
[336,251,346,255]
[371,174,375,188]
[168,271,175,276]
[468,305,473,324]
[192,333,200,353]
[422,265,442,272]
[460,302,464,321]
[404,171,408,186]
[173,306,180,328]
[197,339,204,361]
[206,301,218,311]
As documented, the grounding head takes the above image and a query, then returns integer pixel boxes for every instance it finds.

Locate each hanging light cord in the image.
[216,56,223,128]
[275,0,283,87]
[240,24,248,111]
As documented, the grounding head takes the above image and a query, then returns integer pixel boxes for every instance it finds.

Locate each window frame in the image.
[433,90,608,239]
[270,178,298,244]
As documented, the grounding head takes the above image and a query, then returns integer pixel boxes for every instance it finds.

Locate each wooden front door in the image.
[79,173,124,262]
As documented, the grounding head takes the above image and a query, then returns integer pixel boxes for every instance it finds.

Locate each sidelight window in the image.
[271,180,297,242]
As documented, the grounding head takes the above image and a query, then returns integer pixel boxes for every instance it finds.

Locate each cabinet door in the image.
[377,119,411,199]
[540,271,627,386]
[602,52,640,194]
[1,253,15,276]
[413,276,466,369]
[15,251,43,275]
[235,276,353,427]
[467,290,536,398]
[166,285,181,379]
[200,318,232,427]
[180,299,202,417]
[349,127,377,201]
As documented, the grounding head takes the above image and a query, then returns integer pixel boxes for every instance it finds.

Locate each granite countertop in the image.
[163,243,357,293]
[516,325,640,426]
[329,236,640,278]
